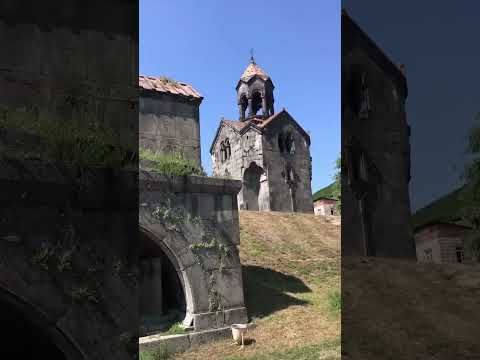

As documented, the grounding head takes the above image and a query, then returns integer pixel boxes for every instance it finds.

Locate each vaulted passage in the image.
[139,230,186,335]
[0,289,78,359]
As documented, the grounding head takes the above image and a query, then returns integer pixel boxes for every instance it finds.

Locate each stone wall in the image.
[211,124,267,210]
[0,160,138,360]
[139,173,248,333]
[342,13,415,257]
[139,91,201,167]
[0,2,138,145]
[262,114,314,213]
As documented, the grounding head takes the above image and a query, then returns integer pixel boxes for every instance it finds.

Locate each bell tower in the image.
[236,55,275,121]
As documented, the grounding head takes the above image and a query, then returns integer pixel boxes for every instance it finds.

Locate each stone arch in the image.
[0,287,85,359]
[138,225,196,330]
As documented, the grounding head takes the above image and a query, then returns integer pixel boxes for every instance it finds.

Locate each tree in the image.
[331,156,341,214]
[461,112,480,262]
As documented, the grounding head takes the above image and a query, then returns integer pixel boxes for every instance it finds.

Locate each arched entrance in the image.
[0,288,84,359]
[139,229,187,335]
[243,162,265,211]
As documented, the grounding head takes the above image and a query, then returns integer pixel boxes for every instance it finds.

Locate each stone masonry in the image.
[342,11,415,257]
[210,58,314,213]
[139,76,203,167]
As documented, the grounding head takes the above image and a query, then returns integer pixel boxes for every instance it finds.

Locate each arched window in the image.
[285,132,295,154]
[220,142,226,163]
[278,133,284,152]
[224,138,231,160]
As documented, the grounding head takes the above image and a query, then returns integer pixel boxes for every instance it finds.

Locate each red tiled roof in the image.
[240,62,269,82]
[139,75,203,99]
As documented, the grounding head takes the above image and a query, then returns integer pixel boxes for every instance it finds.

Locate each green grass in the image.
[327,289,341,317]
[224,338,340,360]
[140,345,171,360]
[0,107,136,167]
[139,148,205,176]
[158,322,186,336]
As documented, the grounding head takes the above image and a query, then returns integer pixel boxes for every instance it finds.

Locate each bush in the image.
[139,148,205,176]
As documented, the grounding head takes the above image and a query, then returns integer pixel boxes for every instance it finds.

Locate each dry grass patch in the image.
[175,211,340,360]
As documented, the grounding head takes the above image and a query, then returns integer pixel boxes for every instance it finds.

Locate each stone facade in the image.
[139,76,203,167]
[415,223,472,264]
[342,11,415,257]
[139,173,248,337]
[210,60,313,213]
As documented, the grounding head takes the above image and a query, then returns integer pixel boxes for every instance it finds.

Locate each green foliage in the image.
[159,322,186,336]
[0,110,136,167]
[327,289,341,316]
[139,148,205,176]
[139,344,171,360]
[461,113,480,261]
[331,156,341,214]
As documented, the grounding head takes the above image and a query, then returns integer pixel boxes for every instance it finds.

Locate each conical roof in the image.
[240,61,270,83]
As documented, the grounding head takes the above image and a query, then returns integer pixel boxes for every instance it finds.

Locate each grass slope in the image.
[342,257,480,360]
[174,211,341,360]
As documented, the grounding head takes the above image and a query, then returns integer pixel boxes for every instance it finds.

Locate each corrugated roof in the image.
[139,75,203,100]
[240,62,269,82]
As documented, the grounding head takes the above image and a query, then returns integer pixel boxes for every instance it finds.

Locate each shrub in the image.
[139,148,205,176]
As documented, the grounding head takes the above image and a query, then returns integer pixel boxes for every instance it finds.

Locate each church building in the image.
[210,58,314,213]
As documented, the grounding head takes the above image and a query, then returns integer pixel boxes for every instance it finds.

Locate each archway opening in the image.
[0,290,76,359]
[243,162,264,211]
[251,92,262,116]
[139,229,186,336]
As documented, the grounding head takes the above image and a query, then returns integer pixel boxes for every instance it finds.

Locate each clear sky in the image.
[343,1,480,212]
[140,0,341,193]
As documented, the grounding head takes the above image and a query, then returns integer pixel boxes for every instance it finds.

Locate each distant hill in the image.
[411,185,476,231]
[313,182,336,201]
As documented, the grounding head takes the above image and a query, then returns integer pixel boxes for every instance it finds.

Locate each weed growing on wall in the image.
[0,107,137,168]
[140,148,205,176]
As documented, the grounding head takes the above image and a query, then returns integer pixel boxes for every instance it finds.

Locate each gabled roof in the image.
[209,109,310,154]
[139,75,203,101]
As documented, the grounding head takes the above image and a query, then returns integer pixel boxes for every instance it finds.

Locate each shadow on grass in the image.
[242,265,311,319]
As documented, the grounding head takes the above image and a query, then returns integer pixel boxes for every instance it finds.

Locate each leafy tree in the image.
[331,156,341,214]
[461,112,480,261]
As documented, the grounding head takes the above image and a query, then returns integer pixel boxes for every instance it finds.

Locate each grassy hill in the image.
[342,256,480,359]
[175,211,341,360]
[313,182,336,201]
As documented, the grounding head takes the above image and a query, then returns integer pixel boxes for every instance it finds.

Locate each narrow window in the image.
[456,246,464,263]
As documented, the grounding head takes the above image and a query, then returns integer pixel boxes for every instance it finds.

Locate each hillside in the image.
[176,211,341,360]
[343,257,480,359]
[313,182,336,201]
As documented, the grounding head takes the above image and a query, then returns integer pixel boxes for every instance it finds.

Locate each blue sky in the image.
[140,0,341,193]
[343,1,480,211]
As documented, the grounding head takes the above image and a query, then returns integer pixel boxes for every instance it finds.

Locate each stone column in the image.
[247,97,253,117]
[238,103,244,120]
[262,95,267,116]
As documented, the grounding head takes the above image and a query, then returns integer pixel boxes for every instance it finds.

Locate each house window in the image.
[456,246,464,263]
[285,133,295,154]
[424,248,433,262]
[224,138,231,160]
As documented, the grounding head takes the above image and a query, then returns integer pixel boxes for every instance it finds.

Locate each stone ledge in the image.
[139,172,242,195]
[139,326,232,354]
